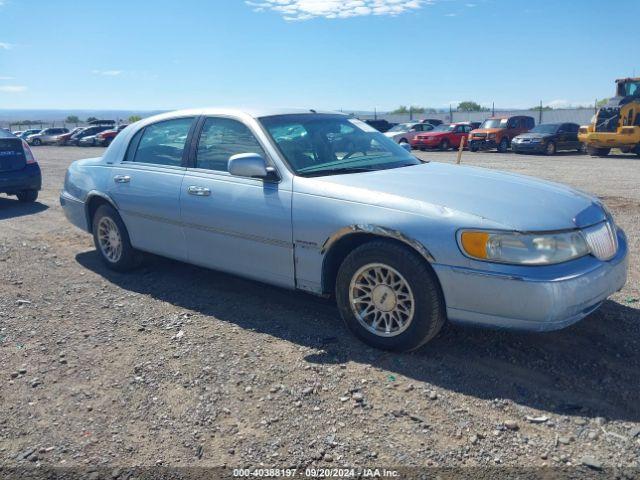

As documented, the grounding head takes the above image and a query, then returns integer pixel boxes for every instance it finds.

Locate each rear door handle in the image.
[113,175,131,184]
[187,185,211,197]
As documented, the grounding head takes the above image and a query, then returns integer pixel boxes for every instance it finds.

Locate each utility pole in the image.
[594,98,598,114]
[539,100,543,125]
[449,104,453,123]
[374,107,377,120]
[409,105,413,121]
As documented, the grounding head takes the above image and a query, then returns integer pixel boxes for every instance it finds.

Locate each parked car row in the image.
[12,120,129,148]
[369,114,584,155]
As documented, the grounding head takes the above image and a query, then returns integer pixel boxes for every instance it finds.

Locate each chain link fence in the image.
[357,107,597,126]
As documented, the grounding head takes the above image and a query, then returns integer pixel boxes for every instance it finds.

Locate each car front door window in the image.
[195,117,267,172]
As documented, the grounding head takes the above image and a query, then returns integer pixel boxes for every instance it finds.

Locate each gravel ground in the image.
[1,146,639,476]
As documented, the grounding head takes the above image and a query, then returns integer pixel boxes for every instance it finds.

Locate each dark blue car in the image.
[0,130,41,202]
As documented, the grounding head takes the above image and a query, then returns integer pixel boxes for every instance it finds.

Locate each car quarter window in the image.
[195,117,266,172]
[127,117,193,166]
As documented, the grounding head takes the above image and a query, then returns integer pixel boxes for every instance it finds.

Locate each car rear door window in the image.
[130,117,193,166]
[195,117,266,172]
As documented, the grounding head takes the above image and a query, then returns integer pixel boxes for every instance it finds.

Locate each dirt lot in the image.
[1,147,639,475]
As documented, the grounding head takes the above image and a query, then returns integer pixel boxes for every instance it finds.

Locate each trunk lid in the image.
[0,137,26,172]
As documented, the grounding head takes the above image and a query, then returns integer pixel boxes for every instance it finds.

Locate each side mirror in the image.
[399,142,412,152]
[228,153,277,180]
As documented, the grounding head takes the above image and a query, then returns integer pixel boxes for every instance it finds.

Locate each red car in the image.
[95,124,128,147]
[412,123,474,150]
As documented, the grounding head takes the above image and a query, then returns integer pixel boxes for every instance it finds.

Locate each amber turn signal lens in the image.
[460,231,489,259]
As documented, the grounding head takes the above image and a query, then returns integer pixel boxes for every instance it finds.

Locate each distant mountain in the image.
[0,109,165,124]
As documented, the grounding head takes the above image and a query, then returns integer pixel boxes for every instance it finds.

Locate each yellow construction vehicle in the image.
[579,77,640,157]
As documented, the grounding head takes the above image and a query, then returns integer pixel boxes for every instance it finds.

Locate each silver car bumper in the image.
[60,191,89,232]
[434,230,629,331]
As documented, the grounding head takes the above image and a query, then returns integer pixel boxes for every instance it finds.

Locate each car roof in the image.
[141,107,346,122]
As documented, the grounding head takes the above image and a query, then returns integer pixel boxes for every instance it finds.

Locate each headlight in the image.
[458,229,590,265]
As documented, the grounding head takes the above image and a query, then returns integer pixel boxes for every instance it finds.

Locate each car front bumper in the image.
[512,142,545,153]
[469,139,497,150]
[412,139,442,148]
[0,164,42,194]
[433,229,628,331]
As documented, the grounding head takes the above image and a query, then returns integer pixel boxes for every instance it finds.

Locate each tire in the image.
[587,146,610,157]
[577,143,586,154]
[545,141,556,156]
[439,139,450,151]
[32,138,42,146]
[497,137,509,153]
[470,145,479,152]
[399,138,408,145]
[91,204,140,272]
[16,190,38,203]
[335,240,445,352]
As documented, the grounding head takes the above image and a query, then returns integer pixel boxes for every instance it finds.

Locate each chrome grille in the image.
[582,221,617,261]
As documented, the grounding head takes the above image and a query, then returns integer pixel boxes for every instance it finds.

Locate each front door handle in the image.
[113,175,131,184]
[187,185,211,197]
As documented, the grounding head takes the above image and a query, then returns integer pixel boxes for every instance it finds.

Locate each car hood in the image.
[516,132,553,139]
[416,131,447,138]
[471,128,502,135]
[384,131,406,138]
[296,162,605,231]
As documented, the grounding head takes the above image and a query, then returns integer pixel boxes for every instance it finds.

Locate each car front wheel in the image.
[92,204,140,272]
[545,141,556,155]
[336,240,445,351]
[497,137,509,153]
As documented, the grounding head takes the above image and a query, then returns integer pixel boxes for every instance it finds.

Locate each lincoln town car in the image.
[60,109,628,351]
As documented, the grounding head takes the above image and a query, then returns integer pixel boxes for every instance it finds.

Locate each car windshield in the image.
[529,124,559,134]
[387,123,414,133]
[432,124,455,132]
[260,114,421,177]
[480,119,508,129]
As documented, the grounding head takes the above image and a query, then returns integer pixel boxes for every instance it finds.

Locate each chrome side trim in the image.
[321,224,435,262]
[60,190,84,205]
[120,209,292,249]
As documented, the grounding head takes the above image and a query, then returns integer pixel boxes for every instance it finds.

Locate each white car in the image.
[384,122,434,145]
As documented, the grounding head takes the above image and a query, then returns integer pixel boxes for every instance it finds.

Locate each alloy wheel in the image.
[97,217,123,263]
[349,263,415,337]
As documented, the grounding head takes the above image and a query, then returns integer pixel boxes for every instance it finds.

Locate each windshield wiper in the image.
[300,167,378,177]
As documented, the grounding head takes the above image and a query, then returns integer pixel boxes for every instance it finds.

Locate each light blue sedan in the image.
[60,109,628,351]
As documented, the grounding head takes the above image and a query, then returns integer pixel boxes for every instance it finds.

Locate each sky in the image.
[0,0,638,112]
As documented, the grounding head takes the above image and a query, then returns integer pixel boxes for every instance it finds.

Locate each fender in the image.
[321,224,435,263]
[84,190,120,231]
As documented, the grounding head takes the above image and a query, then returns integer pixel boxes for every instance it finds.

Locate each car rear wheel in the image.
[497,137,509,153]
[336,240,445,351]
[470,145,479,152]
[587,146,610,157]
[545,141,556,155]
[439,139,450,151]
[577,143,586,154]
[32,138,42,146]
[399,138,408,145]
[16,190,38,203]
[92,204,140,272]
